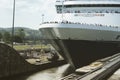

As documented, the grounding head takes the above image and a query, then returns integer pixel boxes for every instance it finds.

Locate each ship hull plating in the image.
[39,24,120,69]
[54,40,119,68]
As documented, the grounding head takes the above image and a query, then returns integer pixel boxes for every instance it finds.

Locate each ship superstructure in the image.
[56,0,120,13]
[39,0,120,69]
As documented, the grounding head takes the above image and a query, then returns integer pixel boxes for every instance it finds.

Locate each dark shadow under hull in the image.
[53,40,120,69]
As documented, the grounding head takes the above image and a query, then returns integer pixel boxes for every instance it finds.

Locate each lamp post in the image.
[11,0,16,48]
[42,14,44,24]
[62,0,64,22]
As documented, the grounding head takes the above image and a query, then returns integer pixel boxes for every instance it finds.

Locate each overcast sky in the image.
[0,0,56,29]
[0,0,120,30]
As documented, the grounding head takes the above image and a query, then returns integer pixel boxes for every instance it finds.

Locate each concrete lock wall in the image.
[0,43,35,78]
[0,43,66,78]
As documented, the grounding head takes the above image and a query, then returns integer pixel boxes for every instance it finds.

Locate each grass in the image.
[13,44,48,50]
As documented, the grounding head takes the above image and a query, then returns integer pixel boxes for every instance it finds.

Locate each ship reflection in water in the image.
[1,64,73,80]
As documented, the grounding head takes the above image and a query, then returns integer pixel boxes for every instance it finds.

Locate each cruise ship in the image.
[39,0,120,69]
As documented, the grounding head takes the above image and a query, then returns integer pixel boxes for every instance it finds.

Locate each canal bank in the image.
[0,43,66,78]
[0,64,73,80]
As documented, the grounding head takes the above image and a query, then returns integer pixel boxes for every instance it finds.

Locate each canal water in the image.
[1,64,74,80]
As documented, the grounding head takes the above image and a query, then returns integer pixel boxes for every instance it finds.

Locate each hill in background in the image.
[0,27,43,44]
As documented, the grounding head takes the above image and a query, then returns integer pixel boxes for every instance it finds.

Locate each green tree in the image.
[17,28,25,43]
[13,35,23,43]
[0,32,2,40]
[3,32,11,43]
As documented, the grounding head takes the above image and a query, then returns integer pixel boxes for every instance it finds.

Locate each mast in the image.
[62,0,64,21]
[42,14,44,24]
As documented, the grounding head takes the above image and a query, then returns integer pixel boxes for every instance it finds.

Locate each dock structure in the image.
[0,43,66,78]
[60,53,120,80]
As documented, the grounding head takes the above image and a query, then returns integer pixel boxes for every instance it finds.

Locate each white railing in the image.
[42,21,119,29]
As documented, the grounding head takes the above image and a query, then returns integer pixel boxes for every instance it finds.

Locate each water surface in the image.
[1,64,74,80]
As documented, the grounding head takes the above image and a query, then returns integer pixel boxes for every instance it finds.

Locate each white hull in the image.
[39,23,120,68]
[40,23,120,42]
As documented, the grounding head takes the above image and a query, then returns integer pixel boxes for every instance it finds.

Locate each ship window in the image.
[78,11,80,13]
[67,10,70,13]
[75,11,77,13]
[65,4,120,8]
[74,10,80,13]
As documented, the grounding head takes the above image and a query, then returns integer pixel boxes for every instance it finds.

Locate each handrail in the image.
[42,21,119,29]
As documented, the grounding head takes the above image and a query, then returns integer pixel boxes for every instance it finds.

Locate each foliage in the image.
[15,28,25,43]
[0,27,42,44]
[3,31,11,43]
[0,32,2,40]
[13,35,23,43]
[17,28,25,39]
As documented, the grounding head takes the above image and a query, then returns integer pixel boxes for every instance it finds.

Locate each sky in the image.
[0,0,120,30]
[0,0,56,29]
